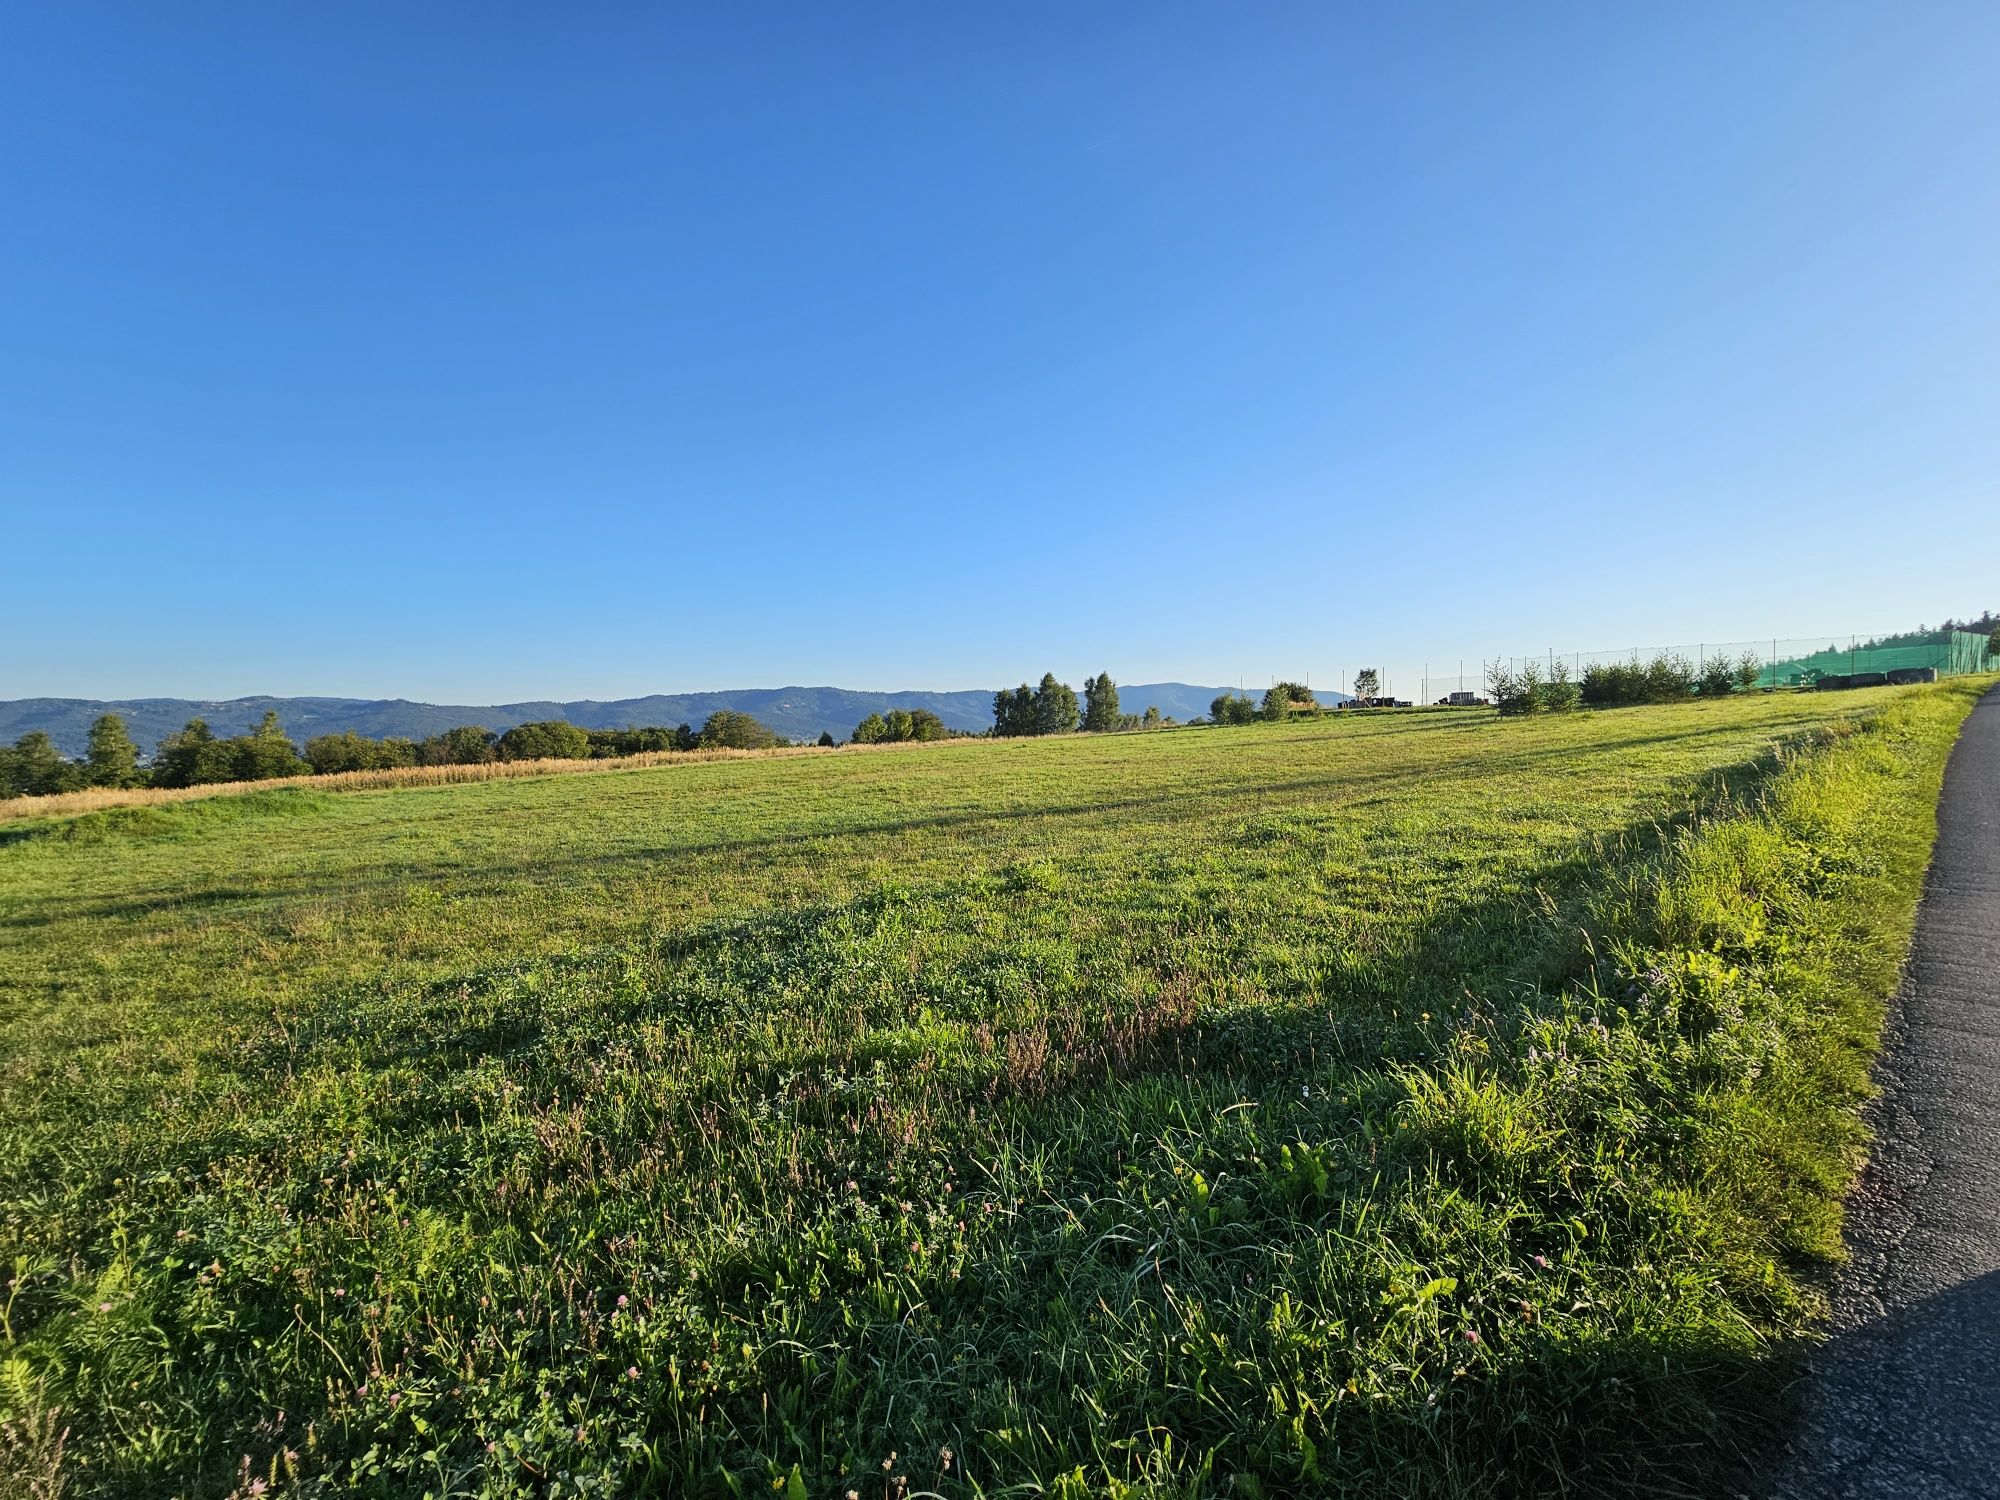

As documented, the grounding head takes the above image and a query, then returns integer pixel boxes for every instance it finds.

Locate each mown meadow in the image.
[0,685,1984,1498]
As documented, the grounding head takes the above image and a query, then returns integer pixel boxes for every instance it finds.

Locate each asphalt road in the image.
[1775,686,2000,1499]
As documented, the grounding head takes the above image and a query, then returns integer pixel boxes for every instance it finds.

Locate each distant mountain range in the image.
[0,683,1340,755]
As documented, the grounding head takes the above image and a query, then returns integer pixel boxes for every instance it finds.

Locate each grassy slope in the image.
[0,686,1982,1498]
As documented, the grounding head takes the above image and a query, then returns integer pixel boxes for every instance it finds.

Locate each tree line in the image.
[1208,681,1318,725]
[1485,652,1761,715]
[0,708,793,799]
[988,673,1165,737]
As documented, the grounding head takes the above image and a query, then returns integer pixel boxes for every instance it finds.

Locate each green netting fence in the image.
[1749,630,1995,688]
[1420,631,1994,703]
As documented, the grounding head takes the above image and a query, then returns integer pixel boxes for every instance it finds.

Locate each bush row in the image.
[0,709,791,799]
[1487,652,1763,715]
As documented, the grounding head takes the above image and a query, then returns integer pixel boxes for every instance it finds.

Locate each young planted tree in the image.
[1081,673,1121,733]
[1538,658,1580,712]
[85,714,141,788]
[1698,655,1736,698]
[1736,652,1763,691]
[1486,661,1545,716]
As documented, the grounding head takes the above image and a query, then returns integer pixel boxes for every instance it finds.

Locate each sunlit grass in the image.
[0,685,1981,1497]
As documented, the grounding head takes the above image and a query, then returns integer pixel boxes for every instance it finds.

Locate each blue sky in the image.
[3,3,1996,702]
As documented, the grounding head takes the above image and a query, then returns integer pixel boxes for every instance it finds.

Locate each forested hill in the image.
[0,683,1280,755]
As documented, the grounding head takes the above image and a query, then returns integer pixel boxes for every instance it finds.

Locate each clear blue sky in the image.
[3,3,1996,702]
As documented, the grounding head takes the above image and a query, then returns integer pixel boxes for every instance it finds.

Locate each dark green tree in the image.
[1142,705,1161,728]
[230,711,308,781]
[992,685,1035,737]
[1353,668,1380,705]
[697,710,778,750]
[583,726,689,758]
[497,721,590,761]
[305,731,418,774]
[84,714,141,788]
[151,719,240,788]
[419,726,498,765]
[1081,673,1121,733]
[2,731,82,797]
[816,731,836,748]
[1032,674,1079,736]
[851,712,889,745]
[1209,693,1258,726]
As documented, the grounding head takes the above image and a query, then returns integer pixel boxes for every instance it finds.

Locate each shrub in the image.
[1644,652,1695,702]
[1209,693,1260,726]
[1736,652,1762,691]
[1698,656,1736,698]
[1583,653,1699,708]
[1261,682,1316,721]
[497,721,590,762]
[305,731,419,775]
[1486,660,1543,715]
[583,726,690,758]
[1581,661,1640,707]
[419,726,498,765]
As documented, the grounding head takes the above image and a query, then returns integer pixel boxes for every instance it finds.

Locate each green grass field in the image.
[0,685,1983,1498]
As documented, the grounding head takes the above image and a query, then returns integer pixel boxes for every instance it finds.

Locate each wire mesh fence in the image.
[1415,630,1995,706]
